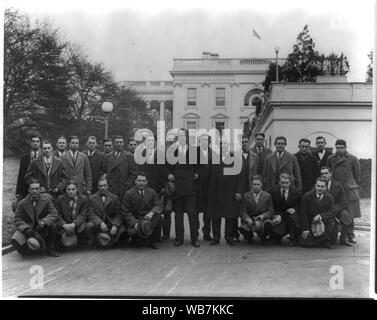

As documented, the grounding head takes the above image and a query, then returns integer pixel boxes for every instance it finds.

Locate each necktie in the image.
[140,190,144,197]
[281,190,286,203]
[46,158,51,170]
[72,152,77,166]
[317,195,322,202]
[258,147,262,155]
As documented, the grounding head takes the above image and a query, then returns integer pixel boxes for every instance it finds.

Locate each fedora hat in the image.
[252,219,264,237]
[311,220,325,237]
[61,232,78,248]
[26,233,46,252]
[137,219,153,239]
[96,232,112,248]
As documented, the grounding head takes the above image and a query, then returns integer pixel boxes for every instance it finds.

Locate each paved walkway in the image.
[2,225,370,298]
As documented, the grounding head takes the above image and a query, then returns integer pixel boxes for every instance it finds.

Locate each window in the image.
[251,96,262,113]
[187,88,197,106]
[215,121,225,135]
[186,121,197,130]
[215,88,225,106]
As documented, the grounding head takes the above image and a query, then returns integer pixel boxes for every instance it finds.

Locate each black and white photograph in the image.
[1,0,375,301]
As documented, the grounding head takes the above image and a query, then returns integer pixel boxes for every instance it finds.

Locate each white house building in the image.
[121,52,373,158]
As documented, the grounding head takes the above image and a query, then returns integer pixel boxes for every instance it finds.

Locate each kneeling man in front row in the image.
[121,172,163,249]
[12,179,60,257]
[239,175,275,243]
[54,180,90,250]
[86,178,125,248]
[299,177,336,248]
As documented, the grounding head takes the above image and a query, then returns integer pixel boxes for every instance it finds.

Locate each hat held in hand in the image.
[311,220,325,237]
[61,232,78,248]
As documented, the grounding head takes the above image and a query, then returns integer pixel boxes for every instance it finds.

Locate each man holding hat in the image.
[86,178,124,248]
[239,175,275,243]
[12,179,60,257]
[121,172,163,249]
[299,177,336,248]
[55,180,90,250]
[269,173,302,246]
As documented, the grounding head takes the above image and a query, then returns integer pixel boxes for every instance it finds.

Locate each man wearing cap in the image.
[299,177,336,248]
[55,180,90,249]
[263,136,302,192]
[103,135,138,201]
[294,138,319,193]
[84,136,105,194]
[121,172,163,249]
[239,175,274,243]
[12,179,60,257]
[25,140,67,199]
[320,166,353,247]
[269,173,302,246]
[326,139,361,244]
[61,136,93,196]
[16,134,41,200]
[251,132,272,176]
[86,178,124,248]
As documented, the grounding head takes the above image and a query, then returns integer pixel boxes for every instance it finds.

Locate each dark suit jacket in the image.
[251,146,272,175]
[166,145,199,197]
[104,150,138,201]
[121,186,163,227]
[270,185,302,216]
[299,190,336,231]
[294,152,319,193]
[195,146,213,211]
[16,153,32,198]
[88,191,122,227]
[55,194,88,228]
[240,150,258,194]
[25,156,67,194]
[83,149,105,193]
[61,151,93,193]
[312,149,333,169]
[137,148,166,194]
[14,194,59,233]
[239,190,274,222]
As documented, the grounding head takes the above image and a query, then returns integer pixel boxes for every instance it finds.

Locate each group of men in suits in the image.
[12,130,362,257]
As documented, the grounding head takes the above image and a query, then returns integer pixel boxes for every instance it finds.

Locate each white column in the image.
[159,100,165,121]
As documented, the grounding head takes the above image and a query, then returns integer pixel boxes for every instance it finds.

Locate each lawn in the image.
[1,157,373,246]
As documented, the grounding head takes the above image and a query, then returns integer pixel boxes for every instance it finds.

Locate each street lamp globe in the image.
[101,101,113,113]
[274,46,280,54]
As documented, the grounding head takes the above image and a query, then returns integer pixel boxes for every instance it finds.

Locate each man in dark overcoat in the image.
[326,139,361,244]
[16,134,41,200]
[251,132,272,176]
[299,177,336,248]
[311,136,333,170]
[83,136,105,194]
[121,172,163,249]
[294,138,319,193]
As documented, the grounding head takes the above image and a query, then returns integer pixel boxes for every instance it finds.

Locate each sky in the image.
[3,0,376,82]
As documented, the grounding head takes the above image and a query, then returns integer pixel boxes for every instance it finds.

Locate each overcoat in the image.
[263,151,302,192]
[239,190,274,222]
[25,155,67,194]
[205,152,243,218]
[240,150,259,194]
[16,153,33,198]
[104,150,138,201]
[294,152,319,193]
[326,152,361,218]
[312,149,333,169]
[83,149,105,193]
[251,146,272,175]
[14,194,59,233]
[61,151,93,194]
[55,193,89,230]
[87,191,123,227]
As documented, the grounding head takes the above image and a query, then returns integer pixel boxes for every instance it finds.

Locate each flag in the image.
[253,29,261,40]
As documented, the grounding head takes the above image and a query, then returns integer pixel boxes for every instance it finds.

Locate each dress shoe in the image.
[192,240,200,248]
[174,240,183,247]
[203,235,213,241]
[161,235,169,241]
[210,239,220,245]
[348,237,357,244]
[234,237,241,243]
[323,242,332,249]
[150,242,160,249]
[340,239,352,247]
[47,249,59,257]
[227,239,236,246]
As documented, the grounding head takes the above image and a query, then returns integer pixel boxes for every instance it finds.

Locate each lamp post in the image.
[275,46,280,82]
[101,101,113,139]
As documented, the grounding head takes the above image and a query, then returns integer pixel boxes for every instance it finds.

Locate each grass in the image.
[1,157,373,246]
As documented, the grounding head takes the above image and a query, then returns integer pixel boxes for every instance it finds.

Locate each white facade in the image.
[123,53,373,158]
